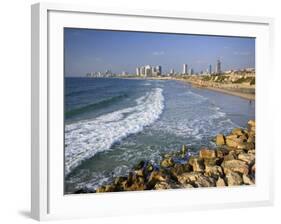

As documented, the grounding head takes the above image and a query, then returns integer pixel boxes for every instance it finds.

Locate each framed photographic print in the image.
[31,2,274,221]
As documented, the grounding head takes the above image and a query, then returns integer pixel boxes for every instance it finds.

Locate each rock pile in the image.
[74,120,256,194]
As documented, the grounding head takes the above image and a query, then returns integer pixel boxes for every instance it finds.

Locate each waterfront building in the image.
[189,68,194,75]
[140,66,146,76]
[183,64,188,75]
[216,59,222,74]
[136,67,140,76]
[145,65,152,76]
[156,65,162,76]
[208,64,212,74]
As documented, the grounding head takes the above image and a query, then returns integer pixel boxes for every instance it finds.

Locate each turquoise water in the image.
[64,77,255,193]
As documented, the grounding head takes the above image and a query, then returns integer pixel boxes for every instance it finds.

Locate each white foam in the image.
[65,88,164,175]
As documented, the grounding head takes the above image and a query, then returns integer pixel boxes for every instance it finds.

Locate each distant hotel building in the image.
[183,64,188,75]
[208,64,212,74]
[136,67,140,76]
[215,59,222,74]
[136,65,162,77]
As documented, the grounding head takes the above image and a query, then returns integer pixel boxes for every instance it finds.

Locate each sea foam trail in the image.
[65,88,164,175]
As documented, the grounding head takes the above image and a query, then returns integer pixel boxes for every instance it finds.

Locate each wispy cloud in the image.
[152,51,165,56]
[233,51,251,56]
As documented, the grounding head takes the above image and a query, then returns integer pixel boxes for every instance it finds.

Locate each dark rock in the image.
[160,157,175,168]
[134,160,146,170]
[147,171,168,189]
[74,188,95,194]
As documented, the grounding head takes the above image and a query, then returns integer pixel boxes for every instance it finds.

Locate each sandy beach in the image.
[179,79,255,101]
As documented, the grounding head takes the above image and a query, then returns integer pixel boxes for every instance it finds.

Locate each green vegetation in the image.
[232,77,255,84]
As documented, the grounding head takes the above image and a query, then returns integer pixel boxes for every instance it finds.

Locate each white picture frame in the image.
[31,2,274,221]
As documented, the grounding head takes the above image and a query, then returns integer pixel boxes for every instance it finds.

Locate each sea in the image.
[64,77,255,193]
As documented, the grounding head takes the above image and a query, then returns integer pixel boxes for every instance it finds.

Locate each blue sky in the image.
[64,28,255,77]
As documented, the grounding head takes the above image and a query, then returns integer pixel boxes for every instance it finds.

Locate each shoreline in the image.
[178,79,255,101]
[85,77,255,101]
[73,120,256,194]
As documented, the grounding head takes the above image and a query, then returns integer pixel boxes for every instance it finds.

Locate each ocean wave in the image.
[65,94,128,118]
[65,88,165,175]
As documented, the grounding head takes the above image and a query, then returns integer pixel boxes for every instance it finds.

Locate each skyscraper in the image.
[216,60,222,74]
[156,65,162,76]
[183,64,188,75]
[208,64,212,74]
[145,65,152,76]
[136,67,140,76]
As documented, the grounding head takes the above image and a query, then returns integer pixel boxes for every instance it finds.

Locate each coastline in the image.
[73,120,256,194]
[95,77,255,101]
[189,84,255,100]
[177,79,255,101]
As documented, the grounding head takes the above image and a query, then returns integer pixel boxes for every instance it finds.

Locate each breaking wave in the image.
[65,88,164,175]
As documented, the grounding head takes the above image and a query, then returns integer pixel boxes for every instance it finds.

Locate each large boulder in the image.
[177,172,202,184]
[225,135,247,149]
[225,172,243,186]
[205,165,223,178]
[248,120,256,128]
[177,172,216,187]
[231,128,244,136]
[204,157,221,167]
[160,157,174,168]
[216,134,225,145]
[188,157,205,172]
[154,181,171,190]
[215,148,229,159]
[170,163,192,180]
[223,152,237,161]
[147,171,168,189]
[238,152,255,164]
[248,120,256,133]
[193,175,216,188]
[242,174,255,185]
[247,136,255,143]
[199,148,216,159]
[222,159,249,175]
[216,177,226,187]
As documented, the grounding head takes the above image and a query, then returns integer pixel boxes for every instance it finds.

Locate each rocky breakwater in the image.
[74,120,256,194]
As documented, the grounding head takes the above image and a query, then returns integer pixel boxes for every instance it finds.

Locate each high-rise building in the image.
[189,68,194,75]
[156,65,162,76]
[140,66,145,76]
[136,67,140,76]
[183,64,188,75]
[145,65,152,76]
[208,64,212,74]
[216,60,222,74]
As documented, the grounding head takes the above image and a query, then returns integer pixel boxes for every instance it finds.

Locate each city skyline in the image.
[65,28,255,77]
